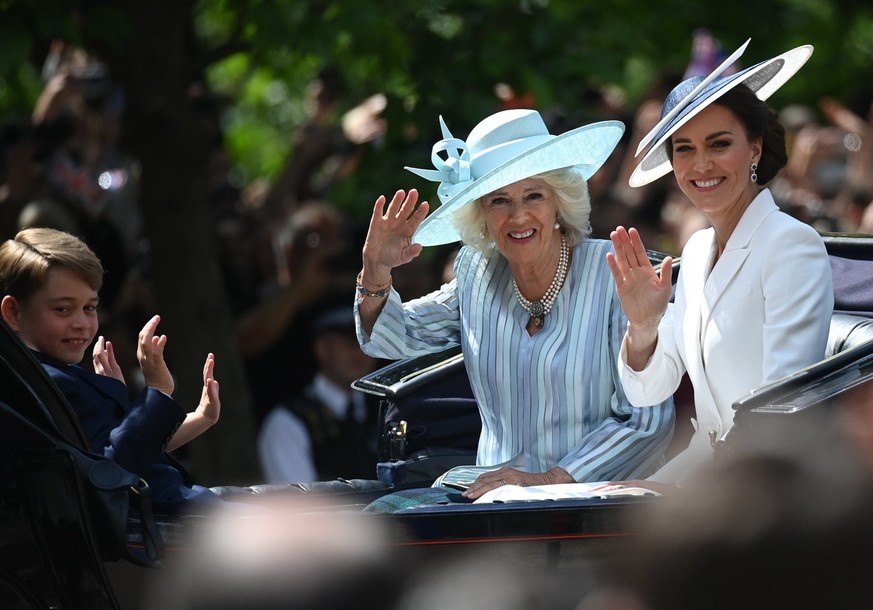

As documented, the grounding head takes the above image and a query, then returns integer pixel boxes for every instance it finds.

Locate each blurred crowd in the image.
[2,34,872,479]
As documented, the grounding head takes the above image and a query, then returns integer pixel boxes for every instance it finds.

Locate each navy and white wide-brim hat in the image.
[629,39,814,188]
[407,109,624,246]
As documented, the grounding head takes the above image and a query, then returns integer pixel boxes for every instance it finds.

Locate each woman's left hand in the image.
[606,226,673,330]
[462,466,573,499]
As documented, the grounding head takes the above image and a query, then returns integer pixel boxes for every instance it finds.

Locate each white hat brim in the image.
[629,44,813,188]
[412,120,625,246]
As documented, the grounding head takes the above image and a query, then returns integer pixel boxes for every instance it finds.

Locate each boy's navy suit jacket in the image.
[35,351,216,510]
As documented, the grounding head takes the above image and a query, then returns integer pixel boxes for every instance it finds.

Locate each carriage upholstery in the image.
[826,313,873,358]
[823,234,873,355]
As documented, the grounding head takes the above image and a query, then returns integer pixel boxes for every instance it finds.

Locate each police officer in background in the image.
[257,298,381,482]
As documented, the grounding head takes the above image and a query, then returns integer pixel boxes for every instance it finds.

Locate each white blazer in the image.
[618,189,834,483]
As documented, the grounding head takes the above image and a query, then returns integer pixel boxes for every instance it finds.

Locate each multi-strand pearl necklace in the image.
[512,235,569,329]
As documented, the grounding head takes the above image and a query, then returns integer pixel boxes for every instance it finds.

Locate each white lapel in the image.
[681,231,716,359]
[700,190,777,334]
[679,190,778,430]
[679,230,719,422]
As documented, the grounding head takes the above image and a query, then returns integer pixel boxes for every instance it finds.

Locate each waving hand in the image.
[606,226,673,370]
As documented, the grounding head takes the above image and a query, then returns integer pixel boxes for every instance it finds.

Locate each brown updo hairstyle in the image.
[668,83,788,185]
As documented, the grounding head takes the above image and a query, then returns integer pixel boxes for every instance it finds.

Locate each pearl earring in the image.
[750,162,758,183]
[554,216,561,231]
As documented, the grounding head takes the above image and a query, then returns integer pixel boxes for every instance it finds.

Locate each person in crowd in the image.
[28,41,138,311]
[586,428,873,610]
[607,40,834,489]
[144,495,400,610]
[258,298,381,483]
[260,66,386,222]
[0,118,50,241]
[355,108,674,506]
[235,199,361,423]
[0,227,222,513]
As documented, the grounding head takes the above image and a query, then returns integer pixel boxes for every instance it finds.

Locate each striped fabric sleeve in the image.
[355,280,462,360]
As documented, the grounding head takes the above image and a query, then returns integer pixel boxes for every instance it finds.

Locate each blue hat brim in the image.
[629,44,813,188]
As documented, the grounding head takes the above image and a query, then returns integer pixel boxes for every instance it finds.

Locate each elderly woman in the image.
[355,109,674,504]
[608,40,834,489]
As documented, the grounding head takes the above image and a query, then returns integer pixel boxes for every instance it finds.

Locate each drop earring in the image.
[750,162,758,183]
[554,215,561,231]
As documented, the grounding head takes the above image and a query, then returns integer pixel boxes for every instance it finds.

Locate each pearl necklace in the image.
[512,235,569,329]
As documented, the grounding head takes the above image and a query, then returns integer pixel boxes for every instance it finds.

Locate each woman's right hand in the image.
[361,189,429,284]
[606,226,673,331]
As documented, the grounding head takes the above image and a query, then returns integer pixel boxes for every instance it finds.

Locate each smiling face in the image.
[480,178,561,267]
[2,267,99,364]
[670,104,762,221]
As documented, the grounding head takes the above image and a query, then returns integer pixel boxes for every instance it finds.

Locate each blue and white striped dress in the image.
[355,238,674,481]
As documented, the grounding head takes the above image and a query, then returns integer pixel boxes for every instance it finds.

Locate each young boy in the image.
[0,227,221,513]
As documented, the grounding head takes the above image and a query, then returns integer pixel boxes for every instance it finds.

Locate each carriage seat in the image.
[826,313,873,358]
[208,478,390,505]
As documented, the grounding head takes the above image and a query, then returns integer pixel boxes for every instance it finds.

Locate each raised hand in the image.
[137,314,174,396]
[361,189,430,282]
[606,226,673,370]
[195,353,220,426]
[606,226,673,329]
[92,335,125,384]
[165,353,221,452]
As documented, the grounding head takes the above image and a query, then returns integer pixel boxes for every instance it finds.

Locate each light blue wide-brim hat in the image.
[629,39,813,188]
[406,109,625,246]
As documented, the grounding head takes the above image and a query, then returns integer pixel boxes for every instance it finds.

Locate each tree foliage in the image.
[190,0,873,220]
[3,2,871,216]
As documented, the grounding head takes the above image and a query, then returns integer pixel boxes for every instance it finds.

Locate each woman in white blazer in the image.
[607,40,834,488]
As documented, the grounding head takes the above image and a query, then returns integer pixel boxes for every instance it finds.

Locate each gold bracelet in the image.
[356,270,391,298]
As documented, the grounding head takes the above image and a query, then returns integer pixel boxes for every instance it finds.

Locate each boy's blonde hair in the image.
[0,228,104,301]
